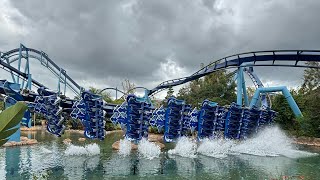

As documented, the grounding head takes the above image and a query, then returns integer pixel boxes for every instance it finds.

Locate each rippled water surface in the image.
[1,127,320,180]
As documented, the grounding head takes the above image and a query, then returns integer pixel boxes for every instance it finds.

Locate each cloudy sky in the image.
[0,0,319,98]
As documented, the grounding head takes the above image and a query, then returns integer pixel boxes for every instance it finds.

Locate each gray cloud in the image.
[1,0,319,98]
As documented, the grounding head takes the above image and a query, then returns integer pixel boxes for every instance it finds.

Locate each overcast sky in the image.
[0,0,319,98]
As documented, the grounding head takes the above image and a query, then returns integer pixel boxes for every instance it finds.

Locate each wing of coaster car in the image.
[33,87,68,136]
[189,108,199,133]
[150,106,166,132]
[110,102,128,129]
[70,91,106,140]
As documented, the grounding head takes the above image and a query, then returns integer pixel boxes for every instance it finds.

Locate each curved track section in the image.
[243,67,264,88]
[150,50,320,95]
[0,45,83,95]
[99,87,126,95]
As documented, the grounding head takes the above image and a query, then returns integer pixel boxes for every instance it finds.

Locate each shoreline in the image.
[21,126,123,135]
[20,126,320,147]
[293,137,320,147]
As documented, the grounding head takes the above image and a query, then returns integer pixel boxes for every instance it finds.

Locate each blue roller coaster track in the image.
[149,50,320,95]
[1,44,320,143]
[0,44,83,95]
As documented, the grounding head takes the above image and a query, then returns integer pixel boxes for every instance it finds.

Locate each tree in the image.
[89,87,113,102]
[271,92,299,131]
[165,87,174,99]
[162,87,174,106]
[246,87,256,99]
[122,79,135,94]
[301,62,320,93]
[271,62,320,137]
[177,70,236,107]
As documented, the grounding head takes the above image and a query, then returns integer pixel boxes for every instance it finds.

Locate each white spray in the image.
[138,138,161,160]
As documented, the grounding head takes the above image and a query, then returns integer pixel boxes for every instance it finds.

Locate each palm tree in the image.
[0,102,28,146]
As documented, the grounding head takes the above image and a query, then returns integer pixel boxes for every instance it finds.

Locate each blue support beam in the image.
[26,74,32,90]
[1,53,16,83]
[17,44,23,84]
[64,75,67,95]
[250,86,302,117]
[236,67,244,106]
[21,48,30,89]
[241,68,249,107]
[244,67,268,107]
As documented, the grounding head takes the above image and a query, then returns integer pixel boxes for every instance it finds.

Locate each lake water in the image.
[1,126,320,180]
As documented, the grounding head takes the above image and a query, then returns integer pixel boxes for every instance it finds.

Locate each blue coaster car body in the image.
[70,91,106,140]
[163,97,191,143]
[125,94,152,142]
[197,100,218,140]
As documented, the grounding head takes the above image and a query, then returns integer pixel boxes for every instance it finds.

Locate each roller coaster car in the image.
[87,100,103,108]
[37,87,56,96]
[167,97,185,106]
[201,120,215,128]
[200,108,215,117]
[20,89,38,102]
[81,91,100,101]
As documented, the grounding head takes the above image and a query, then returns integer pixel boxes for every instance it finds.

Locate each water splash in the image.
[197,138,234,158]
[39,147,53,154]
[168,136,197,158]
[195,126,316,158]
[118,139,131,156]
[138,138,161,160]
[65,143,100,156]
[231,126,316,158]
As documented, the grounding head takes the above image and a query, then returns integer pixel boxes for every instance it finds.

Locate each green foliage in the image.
[0,102,28,146]
[271,62,320,137]
[88,86,126,105]
[271,94,298,131]
[149,126,163,134]
[296,87,320,137]
[89,87,113,102]
[165,87,174,99]
[161,87,174,106]
[301,62,320,93]
[0,99,4,110]
[177,70,236,107]
[112,98,125,104]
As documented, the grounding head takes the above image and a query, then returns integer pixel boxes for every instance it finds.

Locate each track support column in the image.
[237,67,244,106]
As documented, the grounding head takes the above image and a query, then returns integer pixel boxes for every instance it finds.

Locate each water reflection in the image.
[167,154,196,177]
[64,156,87,179]
[198,155,230,176]
[104,154,132,178]
[0,149,5,179]
[5,147,22,179]
[237,154,293,177]
[1,130,320,179]
[137,156,161,176]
